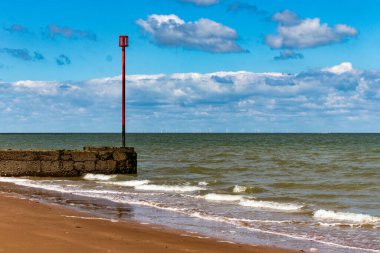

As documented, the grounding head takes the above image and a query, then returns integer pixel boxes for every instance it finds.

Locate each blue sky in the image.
[1,0,380,132]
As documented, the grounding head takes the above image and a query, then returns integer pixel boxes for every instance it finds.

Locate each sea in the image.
[0,133,379,252]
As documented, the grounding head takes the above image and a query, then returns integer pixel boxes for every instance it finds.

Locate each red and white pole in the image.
[119,35,129,147]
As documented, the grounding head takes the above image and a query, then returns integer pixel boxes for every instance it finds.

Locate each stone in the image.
[36,151,60,161]
[83,161,96,173]
[71,151,97,162]
[0,151,38,161]
[0,160,41,176]
[98,151,113,161]
[41,161,60,175]
[0,147,137,177]
[73,162,85,171]
[95,160,117,174]
[113,150,127,161]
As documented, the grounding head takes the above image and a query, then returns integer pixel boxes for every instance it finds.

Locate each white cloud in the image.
[12,80,61,95]
[272,10,300,26]
[10,80,80,97]
[322,62,354,75]
[324,93,353,108]
[136,14,246,53]
[266,10,358,50]
[2,62,380,132]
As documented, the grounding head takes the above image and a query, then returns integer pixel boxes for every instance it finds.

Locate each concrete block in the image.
[113,150,127,161]
[73,162,85,171]
[36,151,60,161]
[83,161,96,173]
[41,161,61,174]
[0,160,41,176]
[0,147,137,177]
[0,151,38,161]
[95,160,117,174]
[71,151,97,162]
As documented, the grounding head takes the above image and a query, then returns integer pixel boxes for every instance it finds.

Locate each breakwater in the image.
[0,147,137,177]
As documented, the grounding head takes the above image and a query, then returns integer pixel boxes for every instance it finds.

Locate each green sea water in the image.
[0,133,379,252]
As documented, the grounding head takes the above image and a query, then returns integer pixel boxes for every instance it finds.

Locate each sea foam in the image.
[239,199,303,211]
[314,209,380,224]
[83,173,117,181]
[134,184,204,192]
[204,193,243,202]
[232,185,247,193]
[104,180,150,187]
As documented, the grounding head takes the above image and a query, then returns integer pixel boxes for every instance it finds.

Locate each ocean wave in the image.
[203,193,243,202]
[239,199,303,211]
[198,181,208,186]
[232,185,265,194]
[316,222,377,229]
[103,180,150,187]
[232,185,247,193]
[1,176,379,252]
[83,173,117,181]
[0,177,128,196]
[134,184,204,192]
[314,209,380,224]
[0,177,75,193]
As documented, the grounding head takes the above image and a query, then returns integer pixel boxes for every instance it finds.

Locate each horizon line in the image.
[0,132,380,134]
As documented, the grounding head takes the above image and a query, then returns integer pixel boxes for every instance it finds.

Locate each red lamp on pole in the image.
[119,35,128,147]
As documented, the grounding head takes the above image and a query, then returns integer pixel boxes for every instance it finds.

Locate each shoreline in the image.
[0,191,298,253]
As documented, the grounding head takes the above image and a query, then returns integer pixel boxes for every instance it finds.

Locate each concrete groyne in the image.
[0,147,137,177]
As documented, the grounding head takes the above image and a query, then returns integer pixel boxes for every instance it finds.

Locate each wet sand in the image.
[0,192,298,253]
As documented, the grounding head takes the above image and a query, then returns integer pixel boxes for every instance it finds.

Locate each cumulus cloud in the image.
[272,10,300,26]
[1,48,44,61]
[56,54,71,66]
[180,0,219,6]
[3,24,30,34]
[1,62,380,132]
[44,25,97,41]
[266,10,358,50]
[322,62,354,75]
[136,14,247,53]
[274,50,303,61]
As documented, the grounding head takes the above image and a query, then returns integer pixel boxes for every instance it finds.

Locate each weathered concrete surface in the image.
[0,147,137,177]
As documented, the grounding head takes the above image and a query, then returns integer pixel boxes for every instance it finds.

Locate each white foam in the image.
[62,215,118,223]
[204,193,243,202]
[233,185,247,193]
[135,184,204,192]
[83,173,117,181]
[0,177,123,196]
[104,180,150,187]
[198,181,208,186]
[0,177,74,193]
[314,209,380,224]
[2,177,379,253]
[239,199,303,211]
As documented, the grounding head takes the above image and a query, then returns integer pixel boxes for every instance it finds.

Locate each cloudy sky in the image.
[0,0,380,132]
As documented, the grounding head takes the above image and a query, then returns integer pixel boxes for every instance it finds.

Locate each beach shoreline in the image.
[0,191,298,253]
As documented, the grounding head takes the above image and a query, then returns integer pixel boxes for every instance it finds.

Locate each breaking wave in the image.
[239,199,303,211]
[134,184,204,192]
[314,210,380,225]
[83,174,117,181]
[204,193,244,202]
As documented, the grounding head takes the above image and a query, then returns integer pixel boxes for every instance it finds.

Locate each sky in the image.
[1,0,380,133]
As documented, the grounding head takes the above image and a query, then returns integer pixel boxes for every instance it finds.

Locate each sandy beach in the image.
[0,192,297,253]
